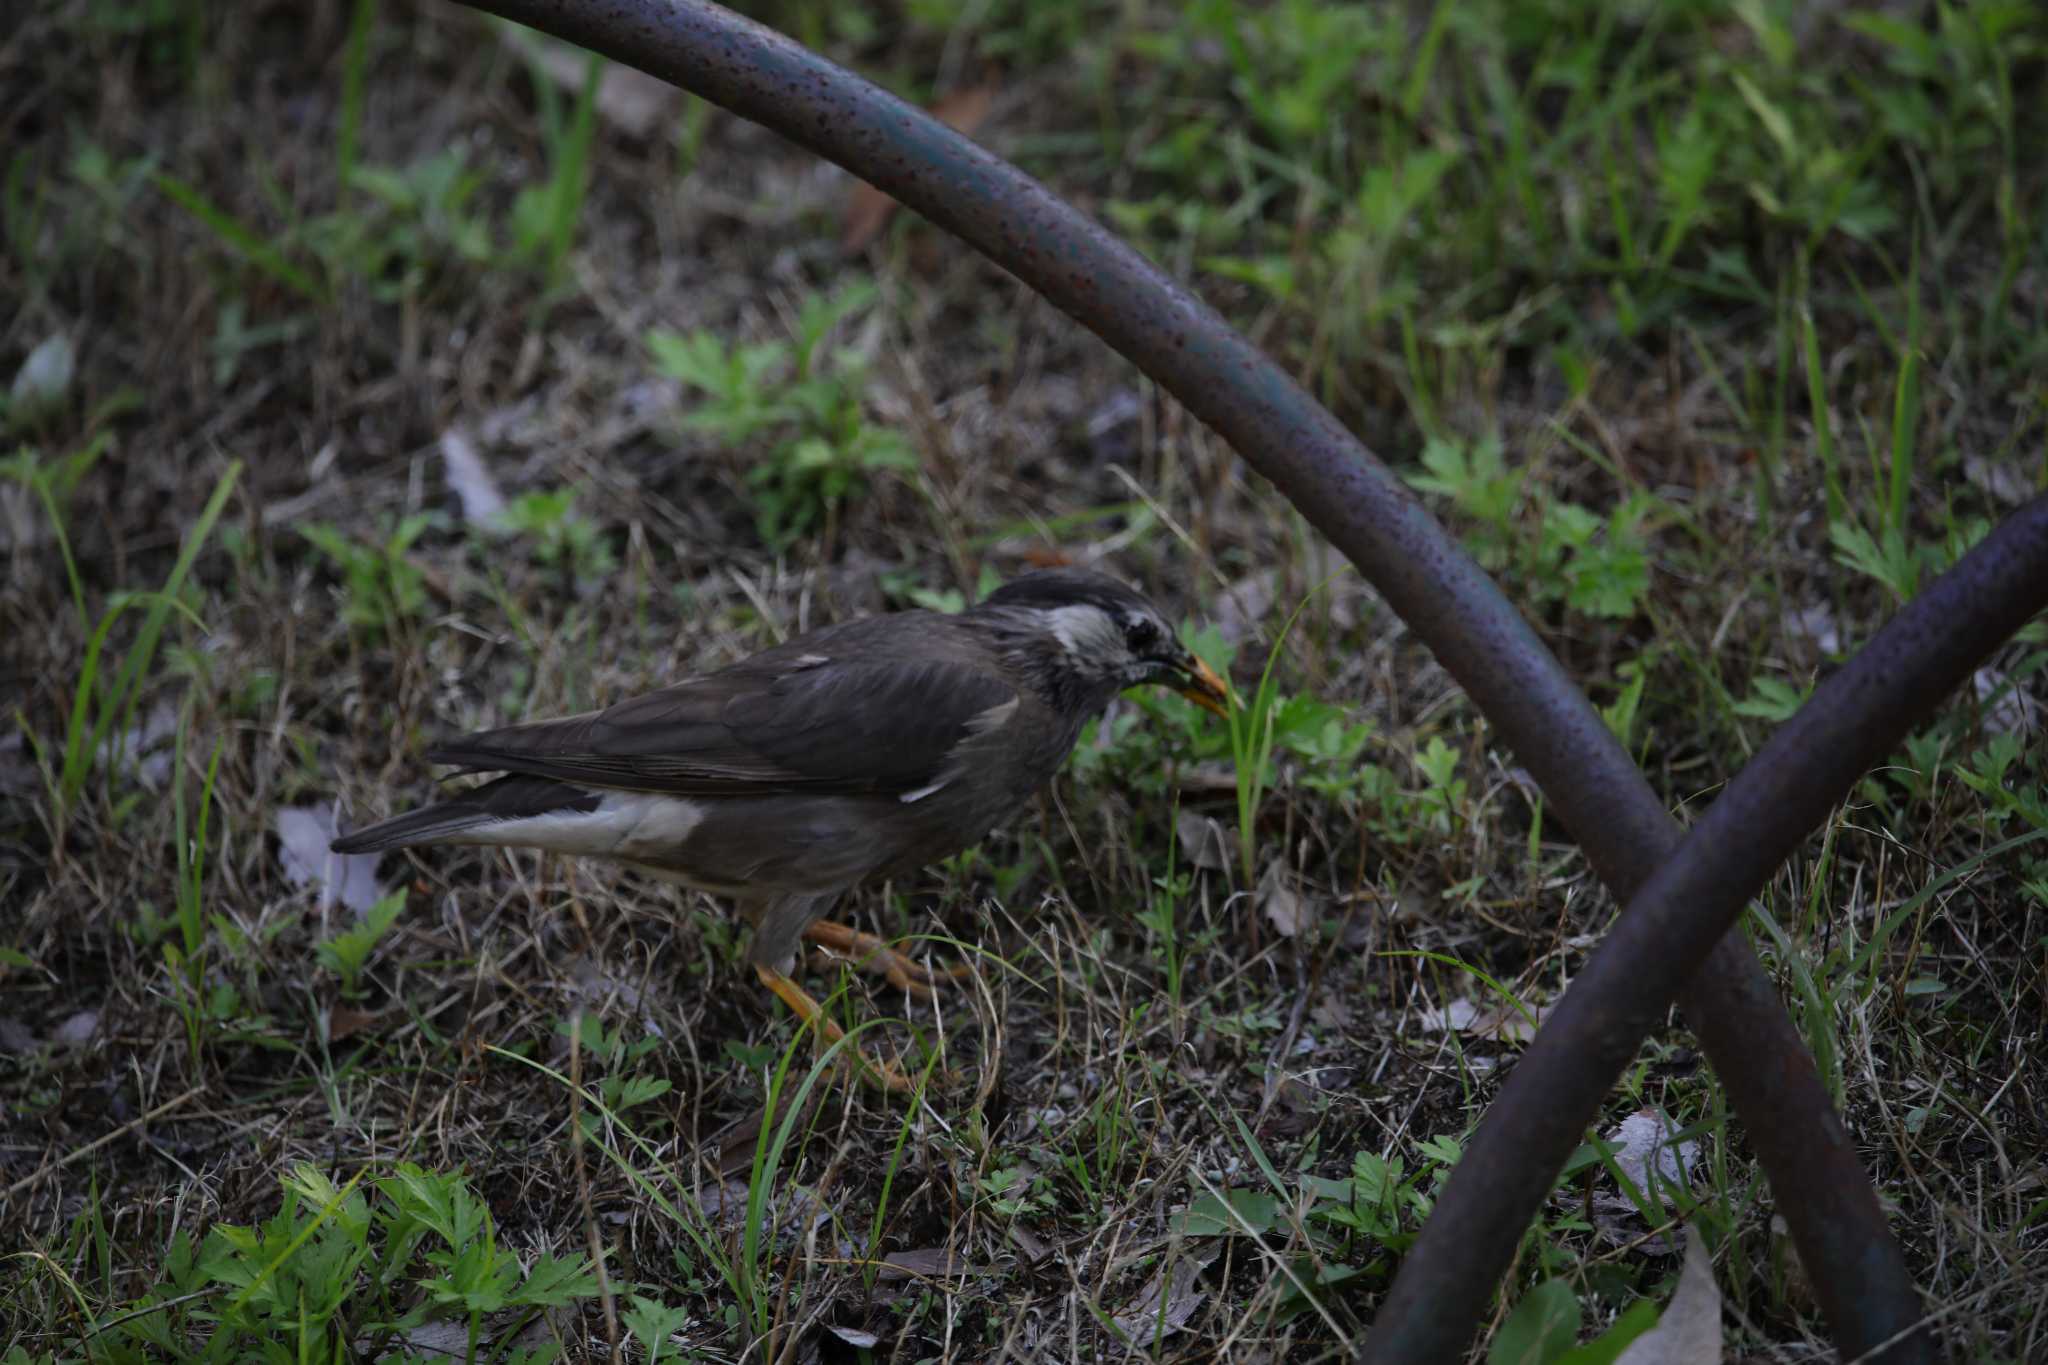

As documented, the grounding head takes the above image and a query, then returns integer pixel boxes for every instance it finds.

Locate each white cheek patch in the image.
[1044,603,1126,663]
[473,792,706,857]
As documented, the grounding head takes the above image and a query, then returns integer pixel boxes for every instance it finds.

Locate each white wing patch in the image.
[899,695,1020,804]
[965,696,1020,735]
[471,791,706,857]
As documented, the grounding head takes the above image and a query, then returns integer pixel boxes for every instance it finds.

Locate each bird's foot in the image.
[802,919,975,1000]
[752,963,937,1094]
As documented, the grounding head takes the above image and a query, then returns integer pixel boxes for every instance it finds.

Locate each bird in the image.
[330,568,1231,1088]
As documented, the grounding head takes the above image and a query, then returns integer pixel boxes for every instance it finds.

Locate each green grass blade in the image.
[336,0,378,197]
[1800,304,1844,527]
[153,174,327,302]
[57,461,238,822]
[100,462,241,788]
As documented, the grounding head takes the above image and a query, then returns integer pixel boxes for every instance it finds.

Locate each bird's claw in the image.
[802,920,974,1000]
[754,963,950,1094]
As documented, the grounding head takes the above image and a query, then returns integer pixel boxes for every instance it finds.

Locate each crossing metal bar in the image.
[1365,493,2048,1360]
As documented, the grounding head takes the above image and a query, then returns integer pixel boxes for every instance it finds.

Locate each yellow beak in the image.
[1174,655,1234,718]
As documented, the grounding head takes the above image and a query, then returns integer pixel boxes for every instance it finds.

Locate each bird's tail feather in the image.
[330,776,599,854]
[330,805,493,853]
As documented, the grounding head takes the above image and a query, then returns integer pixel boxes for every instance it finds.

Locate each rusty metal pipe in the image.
[452,1,1930,1355]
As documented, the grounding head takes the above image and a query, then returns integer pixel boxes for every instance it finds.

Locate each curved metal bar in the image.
[1366,493,2048,1362]
[455,1,1927,1355]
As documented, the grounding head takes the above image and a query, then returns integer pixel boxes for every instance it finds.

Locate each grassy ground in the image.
[3,0,2045,1360]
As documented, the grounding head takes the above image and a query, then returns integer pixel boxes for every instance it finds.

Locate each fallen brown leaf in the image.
[877,1246,977,1282]
[1112,1243,1218,1342]
[1613,1231,1723,1363]
[1415,995,1547,1044]
[1257,861,1314,938]
[280,805,390,914]
[326,1005,382,1043]
[1590,1108,1700,1252]
[1175,810,1235,873]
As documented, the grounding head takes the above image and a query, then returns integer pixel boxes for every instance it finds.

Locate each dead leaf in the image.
[279,806,389,915]
[372,1319,469,1360]
[1973,666,2039,737]
[1308,997,1352,1033]
[1257,861,1313,938]
[438,427,505,528]
[1174,760,1240,795]
[501,29,679,137]
[1963,452,2035,506]
[1613,1231,1722,1364]
[842,83,997,252]
[117,700,178,788]
[51,1010,99,1047]
[715,1089,821,1177]
[1417,996,1482,1034]
[877,1246,974,1282]
[1112,1243,1218,1341]
[1009,1222,1049,1264]
[1416,996,1546,1044]
[10,331,75,418]
[0,1017,37,1054]
[326,1005,382,1043]
[1175,810,1235,873]
[360,1312,553,1361]
[683,1178,750,1221]
[1783,602,1841,657]
[1591,1109,1700,1251]
[1605,1109,1699,1195]
[826,1324,881,1349]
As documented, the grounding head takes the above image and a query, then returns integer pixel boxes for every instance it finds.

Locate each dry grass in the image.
[3,2,2045,1361]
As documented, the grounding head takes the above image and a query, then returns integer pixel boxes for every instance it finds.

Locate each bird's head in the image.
[968,569,1232,719]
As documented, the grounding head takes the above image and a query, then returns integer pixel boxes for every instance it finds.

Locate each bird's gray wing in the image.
[425,654,1018,798]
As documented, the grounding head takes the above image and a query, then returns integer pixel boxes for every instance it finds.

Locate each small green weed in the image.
[1489,1277,1659,1365]
[28,1161,601,1362]
[308,151,496,298]
[978,1161,1056,1219]
[302,511,441,640]
[506,45,600,292]
[316,889,405,997]
[1407,434,1656,621]
[496,489,617,584]
[648,281,917,549]
[164,713,225,1062]
[0,437,106,621]
[1173,1135,1458,1322]
[557,1014,673,1135]
[35,461,238,840]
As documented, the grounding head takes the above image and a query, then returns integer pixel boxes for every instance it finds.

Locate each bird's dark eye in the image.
[1124,617,1161,652]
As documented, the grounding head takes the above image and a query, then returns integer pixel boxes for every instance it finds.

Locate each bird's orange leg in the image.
[802,920,976,999]
[753,963,923,1093]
